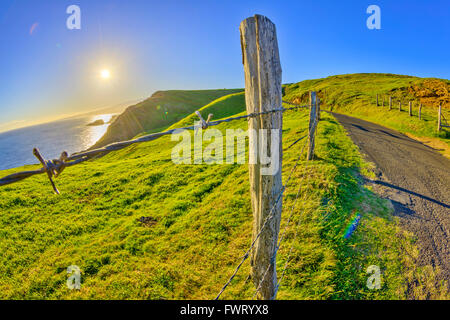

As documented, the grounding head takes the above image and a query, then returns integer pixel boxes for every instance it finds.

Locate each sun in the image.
[100,69,111,79]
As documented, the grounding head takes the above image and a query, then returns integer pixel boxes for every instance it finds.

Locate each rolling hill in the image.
[0,74,448,299]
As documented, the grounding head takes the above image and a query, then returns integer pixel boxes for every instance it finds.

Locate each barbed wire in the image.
[271,155,318,299]
[281,100,308,108]
[284,135,307,151]
[215,116,318,300]
[252,140,309,299]
[0,102,309,192]
[251,117,318,299]
[441,111,450,127]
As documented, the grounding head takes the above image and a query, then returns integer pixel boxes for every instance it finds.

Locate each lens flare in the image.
[343,212,361,239]
[29,22,39,35]
[100,69,111,79]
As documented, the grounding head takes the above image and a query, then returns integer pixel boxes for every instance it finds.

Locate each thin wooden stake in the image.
[307,91,317,161]
[409,101,412,116]
[419,103,422,120]
[438,104,442,132]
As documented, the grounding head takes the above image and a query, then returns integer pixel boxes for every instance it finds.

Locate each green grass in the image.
[169,91,246,128]
[284,73,450,153]
[0,94,435,299]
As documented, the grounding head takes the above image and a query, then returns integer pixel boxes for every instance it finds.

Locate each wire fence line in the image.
[215,116,319,300]
[272,155,318,299]
[374,94,449,131]
[282,100,309,108]
[441,111,450,128]
[214,135,304,300]
[252,138,311,299]
[0,102,309,192]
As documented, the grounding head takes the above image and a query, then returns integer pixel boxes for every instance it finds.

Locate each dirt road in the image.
[332,112,450,292]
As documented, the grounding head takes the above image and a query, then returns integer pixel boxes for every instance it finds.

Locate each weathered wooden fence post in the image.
[389,96,392,110]
[376,94,379,106]
[240,14,283,300]
[438,104,442,132]
[307,91,317,161]
[419,103,422,120]
[409,101,412,116]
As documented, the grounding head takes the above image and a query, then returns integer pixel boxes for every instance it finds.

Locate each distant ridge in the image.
[66,99,143,119]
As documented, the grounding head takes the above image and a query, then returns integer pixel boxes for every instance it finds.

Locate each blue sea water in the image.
[0,114,114,171]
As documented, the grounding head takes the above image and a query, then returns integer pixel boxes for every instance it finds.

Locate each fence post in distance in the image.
[307,91,317,161]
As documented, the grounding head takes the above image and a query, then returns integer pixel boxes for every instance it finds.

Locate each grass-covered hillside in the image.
[2,86,446,299]
[170,91,246,129]
[284,73,450,157]
[92,89,243,149]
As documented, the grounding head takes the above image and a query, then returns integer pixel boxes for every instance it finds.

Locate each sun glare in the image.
[100,69,111,79]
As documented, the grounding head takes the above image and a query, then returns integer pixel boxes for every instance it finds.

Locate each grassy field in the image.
[1,86,442,299]
[284,73,450,157]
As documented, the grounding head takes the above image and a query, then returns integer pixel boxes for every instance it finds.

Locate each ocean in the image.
[0,114,114,171]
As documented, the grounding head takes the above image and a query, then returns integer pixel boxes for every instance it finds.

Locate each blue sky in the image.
[0,0,449,132]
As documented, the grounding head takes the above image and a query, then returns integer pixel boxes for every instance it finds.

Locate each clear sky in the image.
[0,0,449,132]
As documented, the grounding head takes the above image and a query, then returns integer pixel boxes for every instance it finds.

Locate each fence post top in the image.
[241,14,275,24]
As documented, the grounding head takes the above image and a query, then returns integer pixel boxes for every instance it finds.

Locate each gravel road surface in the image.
[333,112,450,292]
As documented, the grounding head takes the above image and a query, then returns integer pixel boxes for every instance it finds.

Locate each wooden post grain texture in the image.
[438,104,442,132]
[307,91,317,161]
[419,103,422,120]
[409,101,412,116]
[240,14,282,300]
